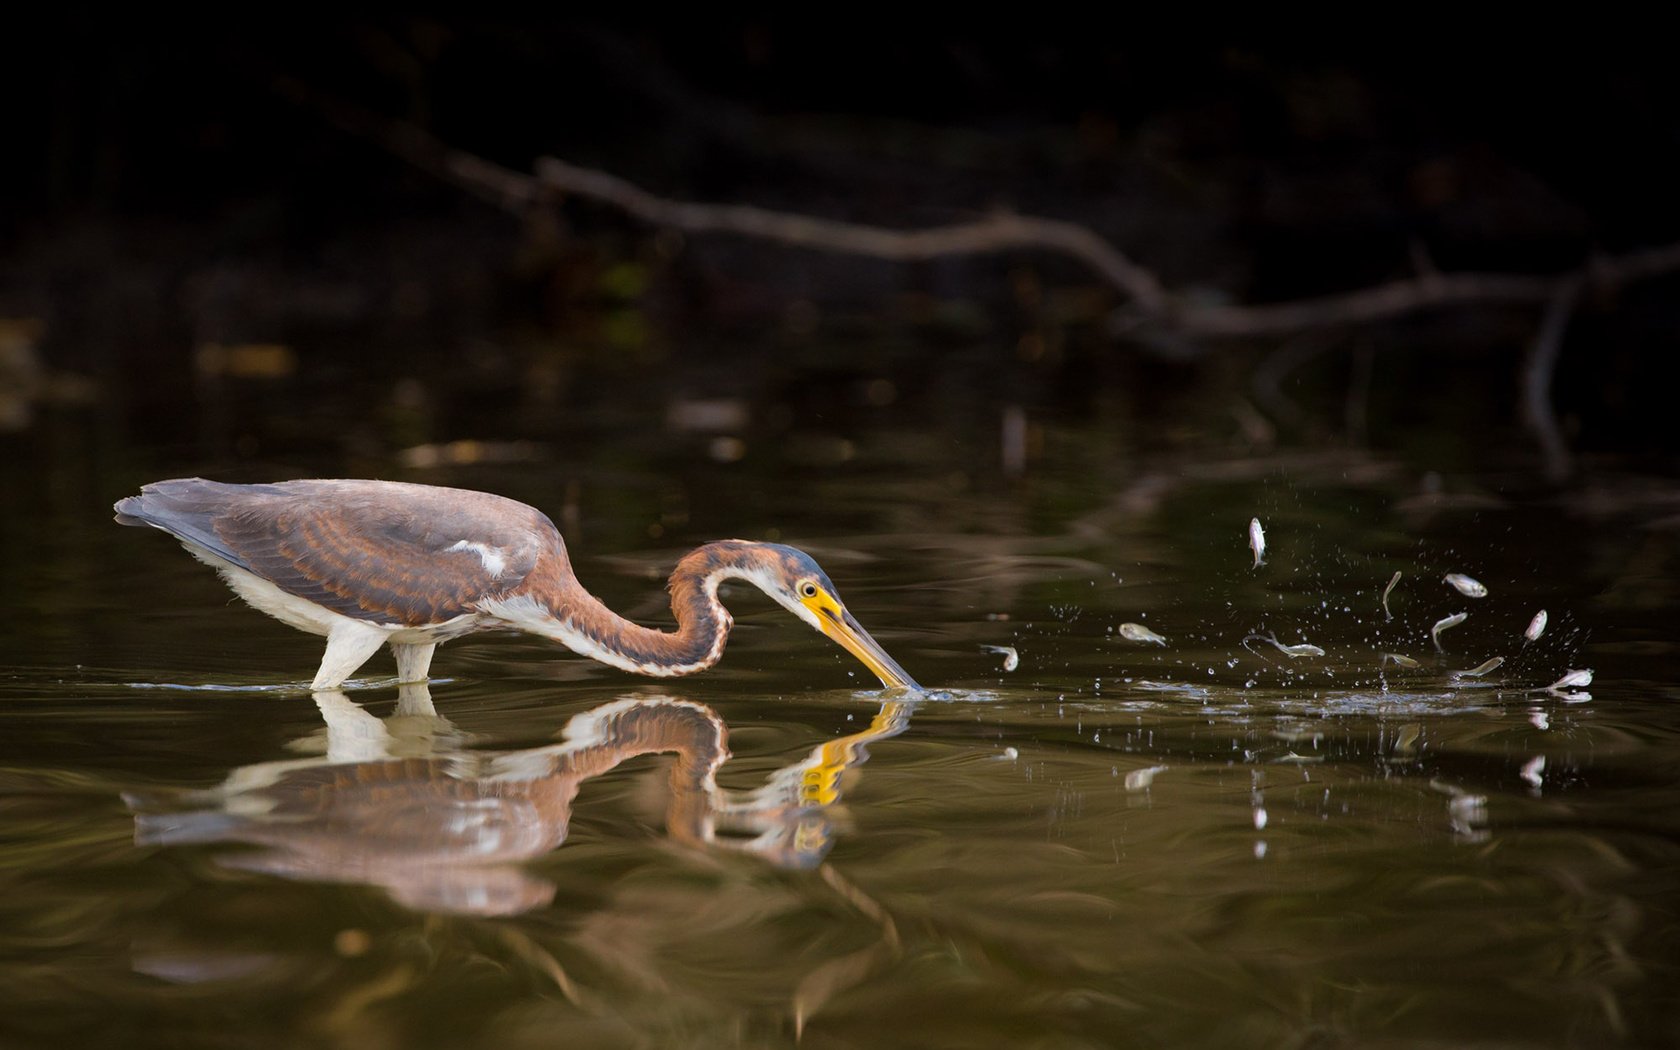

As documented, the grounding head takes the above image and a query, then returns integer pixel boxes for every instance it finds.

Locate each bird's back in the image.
[115,478,562,627]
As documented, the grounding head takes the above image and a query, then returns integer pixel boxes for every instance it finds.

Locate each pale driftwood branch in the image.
[528,155,1680,343]
[1520,277,1584,483]
[387,124,544,212]
[278,79,1680,475]
[531,157,1170,312]
[272,76,546,212]
[283,76,1680,341]
[289,78,1165,311]
[1168,273,1559,337]
[527,153,1680,346]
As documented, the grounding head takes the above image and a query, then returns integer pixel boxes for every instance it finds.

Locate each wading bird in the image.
[114,479,920,692]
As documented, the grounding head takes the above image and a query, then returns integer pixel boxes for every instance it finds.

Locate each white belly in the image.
[187,547,486,642]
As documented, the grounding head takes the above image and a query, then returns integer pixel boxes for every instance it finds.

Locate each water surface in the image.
[3,428,1679,1048]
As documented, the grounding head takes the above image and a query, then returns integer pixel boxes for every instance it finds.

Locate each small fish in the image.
[1448,793,1488,822]
[1246,633,1325,658]
[1454,656,1505,678]
[1270,725,1324,744]
[981,644,1019,672]
[1546,668,1593,691]
[1119,622,1168,646]
[1524,609,1548,643]
[1381,652,1421,669]
[1123,765,1168,791]
[1444,573,1488,598]
[1248,518,1266,569]
[1520,755,1545,789]
[1431,611,1467,650]
[1382,571,1401,620]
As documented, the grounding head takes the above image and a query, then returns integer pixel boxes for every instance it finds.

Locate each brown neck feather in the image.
[515,541,760,676]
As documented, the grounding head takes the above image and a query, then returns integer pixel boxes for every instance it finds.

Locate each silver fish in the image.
[1546,668,1593,691]
[1381,652,1421,669]
[1119,622,1168,646]
[1444,573,1488,598]
[981,644,1019,672]
[1454,656,1505,678]
[1382,571,1401,620]
[1248,633,1325,658]
[1524,609,1548,643]
[1124,765,1168,791]
[1274,751,1325,764]
[1431,611,1468,650]
[1248,518,1266,569]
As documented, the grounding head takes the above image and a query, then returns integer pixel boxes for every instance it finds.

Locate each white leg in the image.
[312,622,389,690]
[392,642,437,684]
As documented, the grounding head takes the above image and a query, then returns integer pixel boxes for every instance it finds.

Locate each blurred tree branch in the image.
[277,74,1680,479]
[531,155,1172,311]
[278,73,1680,340]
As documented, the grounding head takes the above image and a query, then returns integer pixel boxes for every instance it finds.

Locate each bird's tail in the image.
[113,478,275,569]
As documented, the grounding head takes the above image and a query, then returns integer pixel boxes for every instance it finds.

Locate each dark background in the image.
[4,18,1679,479]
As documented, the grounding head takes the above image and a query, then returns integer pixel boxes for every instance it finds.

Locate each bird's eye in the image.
[799,581,818,598]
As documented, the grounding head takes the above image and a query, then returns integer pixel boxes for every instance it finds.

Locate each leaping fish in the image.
[981,644,1020,672]
[1431,612,1468,650]
[1119,622,1168,646]
[1454,656,1504,678]
[1524,610,1548,643]
[1444,573,1488,598]
[1244,633,1325,658]
[1248,518,1266,569]
[1546,668,1593,692]
[1382,571,1401,621]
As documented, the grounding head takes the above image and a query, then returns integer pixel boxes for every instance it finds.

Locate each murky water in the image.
[4,401,1680,1047]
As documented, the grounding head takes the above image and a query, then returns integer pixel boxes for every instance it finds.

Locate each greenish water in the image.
[3,406,1679,1048]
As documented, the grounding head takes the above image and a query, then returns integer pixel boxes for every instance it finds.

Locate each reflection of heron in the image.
[114,478,920,691]
[128,685,914,916]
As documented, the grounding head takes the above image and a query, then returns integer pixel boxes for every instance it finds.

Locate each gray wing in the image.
[115,478,554,626]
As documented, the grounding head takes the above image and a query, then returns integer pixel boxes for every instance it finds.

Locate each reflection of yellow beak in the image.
[803,590,921,690]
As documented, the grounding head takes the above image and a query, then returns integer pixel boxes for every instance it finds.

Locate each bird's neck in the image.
[504,542,751,677]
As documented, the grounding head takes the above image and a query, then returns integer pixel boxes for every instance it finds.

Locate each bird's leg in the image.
[312,623,390,691]
[391,642,437,684]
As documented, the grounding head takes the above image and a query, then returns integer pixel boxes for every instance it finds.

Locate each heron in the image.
[114,478,921,692]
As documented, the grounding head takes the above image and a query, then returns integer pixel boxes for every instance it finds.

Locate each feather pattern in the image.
[116,478,550,627]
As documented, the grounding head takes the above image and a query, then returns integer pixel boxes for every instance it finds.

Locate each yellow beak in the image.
[804,591,921,690]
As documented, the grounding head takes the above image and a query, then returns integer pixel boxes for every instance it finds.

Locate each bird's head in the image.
[705,541,921,691]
